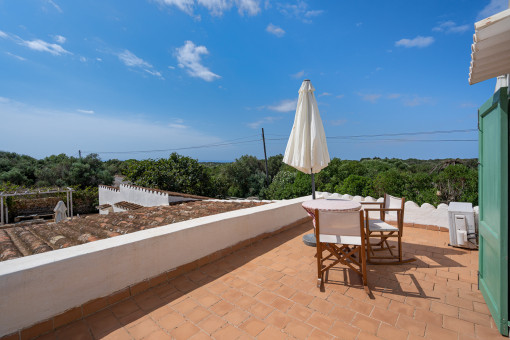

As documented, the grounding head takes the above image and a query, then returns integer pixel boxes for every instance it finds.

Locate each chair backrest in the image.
[316,210,364,237]
[383,193,405,224]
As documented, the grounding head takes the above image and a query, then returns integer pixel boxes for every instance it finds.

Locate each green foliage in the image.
[220,155,266,198]
[0,152,113,188]
[436,164,478,205]
[339,175,374,197]
[373,169,407,198]
[123,153,213,196]
[264,170,312,199]
[0,150,479,207]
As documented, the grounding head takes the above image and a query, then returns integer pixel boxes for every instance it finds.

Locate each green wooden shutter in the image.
[478,86,509,336]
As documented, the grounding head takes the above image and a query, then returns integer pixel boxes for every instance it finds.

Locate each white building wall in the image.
[98,186,120,206]
[119,184,169,206]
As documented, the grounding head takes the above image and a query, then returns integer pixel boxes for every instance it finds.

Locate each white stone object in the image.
[53,201,67,223]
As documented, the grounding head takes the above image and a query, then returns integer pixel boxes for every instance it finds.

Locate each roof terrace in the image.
[0,195,502,340]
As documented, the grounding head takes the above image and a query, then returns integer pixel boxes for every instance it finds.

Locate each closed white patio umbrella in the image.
[283,79,330,199]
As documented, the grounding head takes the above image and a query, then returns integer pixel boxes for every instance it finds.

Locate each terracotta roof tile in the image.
[0,200,265,262]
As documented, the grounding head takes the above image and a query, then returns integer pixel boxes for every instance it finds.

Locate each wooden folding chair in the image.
[363,194,415,264]
[314,209,368,291]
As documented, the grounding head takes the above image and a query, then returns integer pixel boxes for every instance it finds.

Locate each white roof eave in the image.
[469,8,510,85]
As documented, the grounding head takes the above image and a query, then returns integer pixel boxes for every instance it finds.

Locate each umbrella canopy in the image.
[283,80,330,174]
[283,80,330,199]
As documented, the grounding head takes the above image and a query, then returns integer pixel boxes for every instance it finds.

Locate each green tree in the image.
[124,153,212,196]
[373,169,407,198]
[436,164,478,205]
[339,175,374,197]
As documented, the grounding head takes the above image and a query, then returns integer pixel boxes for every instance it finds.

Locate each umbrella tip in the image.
[304,79,310,82]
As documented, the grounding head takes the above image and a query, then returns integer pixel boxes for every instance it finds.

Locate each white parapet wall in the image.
[316,191,479,229]
[99,184,170,208]
[98,185,120,206]
[0,196,311,337]
[120,184,170,206]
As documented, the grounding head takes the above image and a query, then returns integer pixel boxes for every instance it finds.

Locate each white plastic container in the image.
[448,202,477,249]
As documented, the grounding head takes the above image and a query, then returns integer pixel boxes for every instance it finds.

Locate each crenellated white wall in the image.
[98,185,120,206]
[316,192,479,229]
[98,184,200,211]
[120,184,170,206]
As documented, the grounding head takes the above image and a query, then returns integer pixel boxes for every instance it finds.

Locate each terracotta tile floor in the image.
[37,221,504,339]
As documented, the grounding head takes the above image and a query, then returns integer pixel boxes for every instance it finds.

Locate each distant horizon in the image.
[1,149,479,163]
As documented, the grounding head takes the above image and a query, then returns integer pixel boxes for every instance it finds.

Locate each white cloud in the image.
[336,94,344,99]
[46,0,63,13]
[403,96,432,107]
[154,0,261,17]
[330,119,346,126]
[478,0,507,20]
[145,69,164,78]
[356,22,362,27]
[0,31,8,39]
[387,93,401,99]
[266,23,285,37]
[395,36,434,48]
[268,99,297,112]
[276,1,324,22]
[79,56,87,62]
[77,109,94,114]
[236,0,261,16]
[168,123,188,129]
[358,93,382,103]
[21,39,70,55]
[118,49,152,68]
[117,49,162,78]
[247,116,278,129]
[291,70,305,79]
[168,65,176,69]
[304,9,324,17]
[318,92,331,97]
[433,21,469,34]
[96,57,103,62]
[460,102,478,108]
[5,52,26,61]
[53,35,66,44]
[176,40,220,82]
[0,97,10,103]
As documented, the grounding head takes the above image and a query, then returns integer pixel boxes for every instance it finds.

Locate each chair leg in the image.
[359,247,367,287]
[398,233,403,262]
[316,242,323,288]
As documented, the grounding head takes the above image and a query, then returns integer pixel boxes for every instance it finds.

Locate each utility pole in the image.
[79,150,82,159]
[261,128,269,185]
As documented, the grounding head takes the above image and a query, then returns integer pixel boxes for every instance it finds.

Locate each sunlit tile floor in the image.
[36,221,503,339]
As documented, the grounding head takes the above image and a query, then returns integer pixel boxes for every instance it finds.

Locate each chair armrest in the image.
[363,208,402,212]
[360,202,383,206]
[364,208,403,225]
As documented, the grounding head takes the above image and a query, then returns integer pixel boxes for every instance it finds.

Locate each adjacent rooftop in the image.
[0,200,265,262]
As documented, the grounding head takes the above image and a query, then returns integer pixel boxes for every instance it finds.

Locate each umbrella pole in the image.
[311,172,316,200]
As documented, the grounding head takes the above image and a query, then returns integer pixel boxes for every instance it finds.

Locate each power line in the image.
[85,137,262,155]
[266,128,477,141]
[328,129,478,139]
[82,129,478,156]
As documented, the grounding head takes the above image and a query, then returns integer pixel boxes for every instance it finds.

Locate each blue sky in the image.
[0,0,507,162]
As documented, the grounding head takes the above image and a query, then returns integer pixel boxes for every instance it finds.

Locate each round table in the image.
[301,199,362,247]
